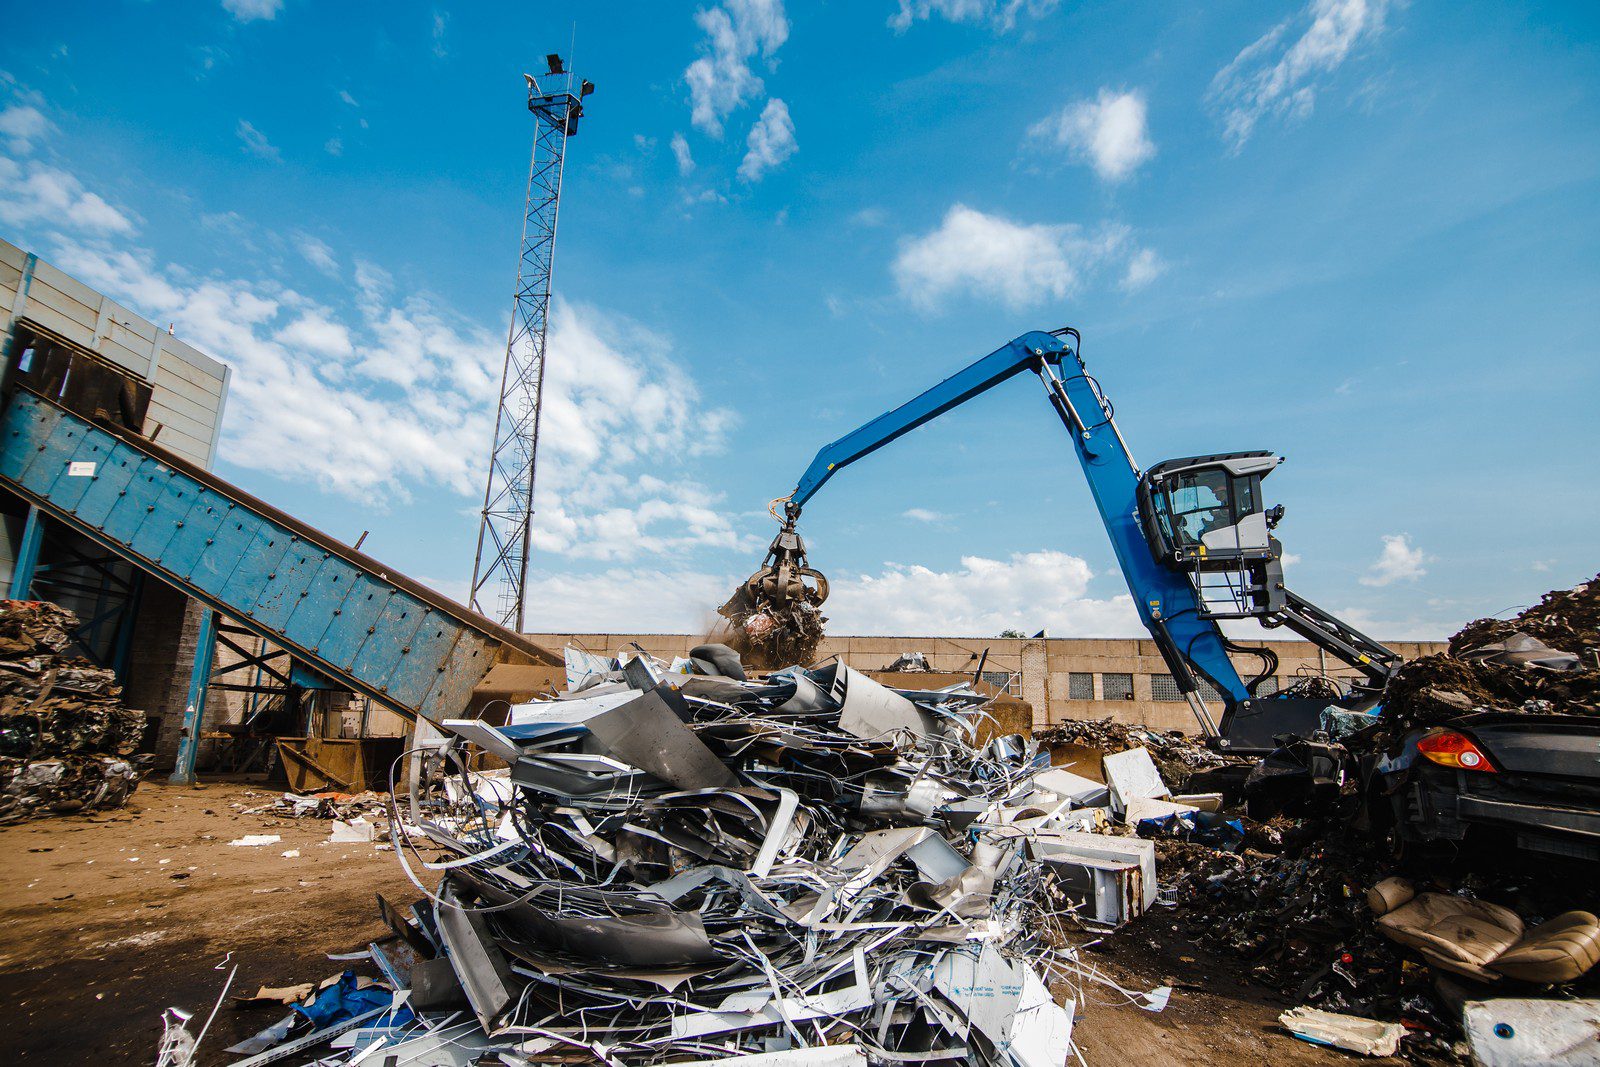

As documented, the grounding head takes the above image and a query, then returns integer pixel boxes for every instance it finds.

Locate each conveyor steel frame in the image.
[0,388,558,724]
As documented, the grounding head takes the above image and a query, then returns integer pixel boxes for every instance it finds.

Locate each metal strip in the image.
[225,1005,391,1067]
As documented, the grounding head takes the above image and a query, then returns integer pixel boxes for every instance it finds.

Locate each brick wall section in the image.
[527,632,1449,734]
[1020,641,1049,730]
[121,578,210,767]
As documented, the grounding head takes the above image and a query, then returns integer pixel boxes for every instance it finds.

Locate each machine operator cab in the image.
[1136,452,1289,620]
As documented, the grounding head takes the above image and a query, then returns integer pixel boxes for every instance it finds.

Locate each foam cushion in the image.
[1366,877,1416,916]
[1376,893,1524,981]
[1493,911,1600,984]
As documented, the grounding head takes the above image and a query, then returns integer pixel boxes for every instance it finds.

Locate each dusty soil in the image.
[0,778,412,1065]
[1065,918,1406,1067]
[0,779,1378,1066]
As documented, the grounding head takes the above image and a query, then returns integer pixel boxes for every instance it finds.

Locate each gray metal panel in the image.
[0,239,228,471]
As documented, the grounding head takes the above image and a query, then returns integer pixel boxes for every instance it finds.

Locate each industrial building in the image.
[532,631,1449,733]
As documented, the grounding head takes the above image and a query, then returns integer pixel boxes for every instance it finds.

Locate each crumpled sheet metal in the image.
[0,600,148,823]
[366,650,1096,1066]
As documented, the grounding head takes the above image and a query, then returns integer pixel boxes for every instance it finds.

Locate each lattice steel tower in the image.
[470,56,593,629]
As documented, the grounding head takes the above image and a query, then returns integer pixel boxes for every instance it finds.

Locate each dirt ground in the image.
[0,779,1384,1066]
[0,778,413,1065]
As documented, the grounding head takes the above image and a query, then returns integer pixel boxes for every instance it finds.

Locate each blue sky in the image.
[1,0,1596,639]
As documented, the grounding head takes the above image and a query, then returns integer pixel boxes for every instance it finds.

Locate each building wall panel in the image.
[527,631,1449,737]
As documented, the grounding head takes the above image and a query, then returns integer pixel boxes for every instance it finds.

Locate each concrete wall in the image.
[526,632,1449,733]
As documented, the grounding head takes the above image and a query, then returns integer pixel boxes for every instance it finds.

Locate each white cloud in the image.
[894,204,1154,311]
[825,550,1141,637]
[222,0,283,21]
[339,90,359,108]
[1121,248,1165,291]
[431,12,449,58]
[324,137,343,157]
[515,568,736,633]
[903,508,946,523]
[235,119,281,162]
[275,310,354,358]
[47,236,747,564]
[1029,89,1155,182]
[670,131,695,175]
[889,0,1060,33]
[1,84,747,569]
[738,97,796,182]
[0,104,52,148]
[1209,0,1391,148]
[0,157,134,235]
[1360,532,1429,587]
[684,0,789,137]
[294,232,339,275]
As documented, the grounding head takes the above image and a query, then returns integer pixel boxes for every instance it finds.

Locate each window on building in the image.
[1151,673,1229,702]
[1150,673,1183,702]
[981,671,1020,695]
[1253,676,1279,696]
[1102,672,1134,700]
[1068,672,1094,700]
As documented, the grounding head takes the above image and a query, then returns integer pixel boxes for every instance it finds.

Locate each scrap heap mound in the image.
[0,600,147,823]
[345,647,1080,1065]
[1170,830,1432,1024]
[1156,575,1600,1060]
[1033,716,1237,792]
[714,603,827,671]
[1383,573,1600,729]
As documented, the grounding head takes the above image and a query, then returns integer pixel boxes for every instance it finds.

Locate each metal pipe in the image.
[169,606,218,785]
[8,504,43,598]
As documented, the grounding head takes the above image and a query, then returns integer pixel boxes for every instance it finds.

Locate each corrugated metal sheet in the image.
[0,389,561,720]
[0,237,229,469]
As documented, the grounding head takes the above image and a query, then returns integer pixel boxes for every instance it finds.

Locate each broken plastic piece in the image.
[1279,1006,1404,1056]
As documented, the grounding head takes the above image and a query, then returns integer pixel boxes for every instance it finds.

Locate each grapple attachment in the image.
[718,513,829,665]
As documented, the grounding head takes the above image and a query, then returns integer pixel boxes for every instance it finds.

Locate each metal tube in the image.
[1184,691,1220,739]
[8,504,43,598]
[169,606,218,785]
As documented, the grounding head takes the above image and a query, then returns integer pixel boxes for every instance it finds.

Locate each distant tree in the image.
[998,628,1027,639]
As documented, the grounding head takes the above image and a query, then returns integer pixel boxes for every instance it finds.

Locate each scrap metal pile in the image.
[716,514,829,669]
[1146,577,1600,1061]
[1381,572,1600,729]
[284,645,1102,1065]
[1032,717,1237,794]
[0,599,146,823]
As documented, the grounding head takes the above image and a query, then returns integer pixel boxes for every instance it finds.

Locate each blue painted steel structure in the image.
[787,329,1248,722]
[0,389,560,726]
[7,503,42,598]
[168,606,217,785]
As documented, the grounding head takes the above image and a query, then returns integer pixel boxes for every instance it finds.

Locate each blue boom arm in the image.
[792,331,1061,509]
[785,329,1249,731]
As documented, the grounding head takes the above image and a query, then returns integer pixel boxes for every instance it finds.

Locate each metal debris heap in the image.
[0,599,146,823]
[716,513,830,670]
[1382,573,1600,729]
[367,646,1084,1065]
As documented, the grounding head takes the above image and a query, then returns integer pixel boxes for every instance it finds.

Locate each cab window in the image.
[1164,469,1233,548]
